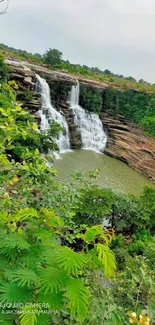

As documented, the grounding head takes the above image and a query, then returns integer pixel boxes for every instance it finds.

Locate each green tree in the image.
[106,194,146,232]
[74,185,113,226]
[43,48,63,66]
[103,69,112,75]
[124,76,136,82]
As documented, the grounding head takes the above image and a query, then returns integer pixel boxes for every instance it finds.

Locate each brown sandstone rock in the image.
[101,114,155,183]
[6,60,155,182]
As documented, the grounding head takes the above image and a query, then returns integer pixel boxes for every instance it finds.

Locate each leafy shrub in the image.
[111,234,123,248]
[140,186,155,228]
[128,240,145,256]
[144,240,155,268]
[128,230,153,256]
[74,185,113,226]
[106,194,147,232]
[132,229,152,243]
[0,209,116,324]
[0,82,15,109]
[0,90,62,162]
[112,247,131,270]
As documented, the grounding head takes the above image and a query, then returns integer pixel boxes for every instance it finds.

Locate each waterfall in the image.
[69,81,107,153]
[36,74,71,153]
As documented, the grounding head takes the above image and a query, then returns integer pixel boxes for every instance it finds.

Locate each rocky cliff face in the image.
[8,62,82,149]
[102,114,155,183]
[8,64,41,123]
[7,60,155,182]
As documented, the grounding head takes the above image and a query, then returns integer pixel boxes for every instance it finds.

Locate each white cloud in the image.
[108,0,155,14]
[0,0,155,81]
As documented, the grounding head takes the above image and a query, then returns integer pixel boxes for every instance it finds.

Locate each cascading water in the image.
[36,74,70,153]
[69,81,107,152]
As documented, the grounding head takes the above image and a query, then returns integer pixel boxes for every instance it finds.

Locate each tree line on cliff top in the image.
[1,44,155,136]
[0,43,153,86]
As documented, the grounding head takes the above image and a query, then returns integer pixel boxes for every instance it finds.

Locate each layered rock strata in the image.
[7,61,155,182]
[101,114,155,183]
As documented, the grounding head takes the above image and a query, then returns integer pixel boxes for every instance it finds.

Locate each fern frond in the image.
[39,267,67,294]
[33,313,49,325]
[87,249,101,269]
[38,292,64,310]
[95,243,116,277]
[66,278,89,321]
[0,233,30,251]
[56,246,86,275]
[0,256,10,271]
[9,268,40,288]
[43,247,60,266]
[80,225,109,244]
[26,243,46,257]
[0,229,6,240]
[19,305,38,325]
[0,314,14,325]
[34,229,56,246]
[0,282,32,303]
[18,244,45,270]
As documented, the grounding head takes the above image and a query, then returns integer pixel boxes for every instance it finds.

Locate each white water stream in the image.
[36,74,71,153]
[69,81,107,152]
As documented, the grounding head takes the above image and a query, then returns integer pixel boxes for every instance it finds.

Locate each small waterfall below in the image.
[69,81,107,152]
[36,74,71,153]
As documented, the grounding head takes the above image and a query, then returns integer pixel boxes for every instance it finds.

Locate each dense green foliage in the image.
[78,85,155,136]
[0,59,116,324]
[0,44,42,64]
[43,49,63,66]
[79,85,102,113]
[102,88,155,136]
[0,86,63,162]
[1,42,155,92]
[0,52,155,325]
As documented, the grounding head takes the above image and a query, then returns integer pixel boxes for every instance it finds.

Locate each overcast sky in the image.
[1,0,155,82]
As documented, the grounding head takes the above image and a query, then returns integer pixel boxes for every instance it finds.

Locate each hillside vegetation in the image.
[1,43,155,137]
[1,42,155,93]
[0,56,155,324]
